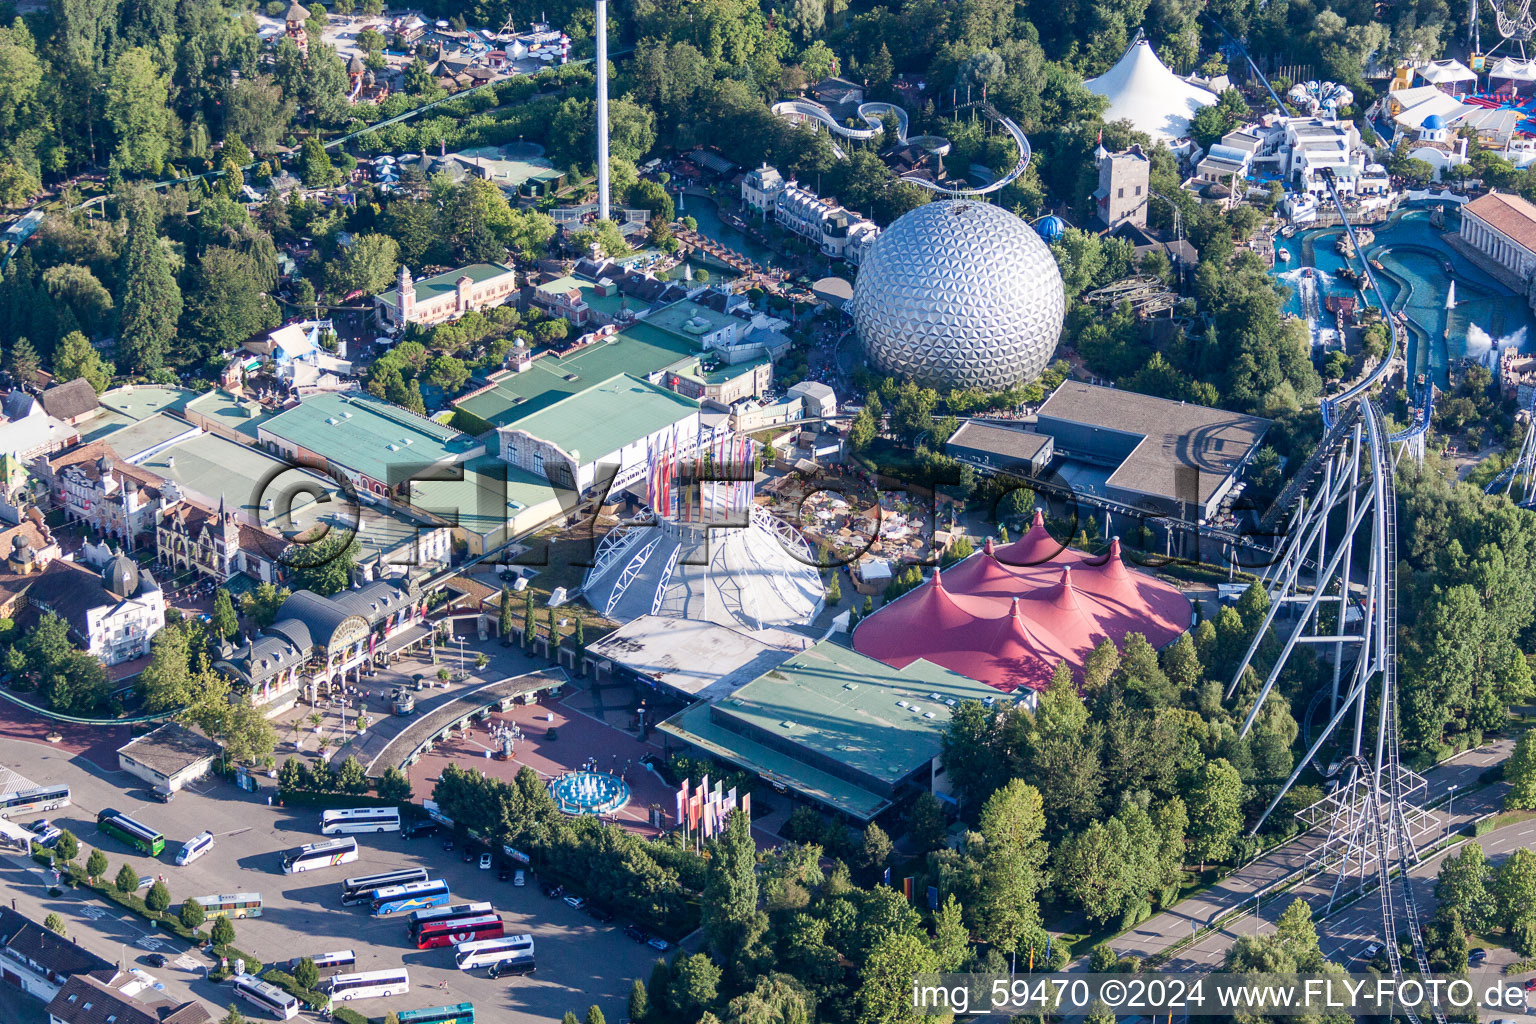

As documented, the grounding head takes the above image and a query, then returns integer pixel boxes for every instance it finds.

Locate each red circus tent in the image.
[853,524,1193,694]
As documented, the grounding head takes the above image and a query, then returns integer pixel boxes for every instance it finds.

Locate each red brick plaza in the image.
[404,688,678,836]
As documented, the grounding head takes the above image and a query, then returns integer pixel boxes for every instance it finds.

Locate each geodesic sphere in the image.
[852,200,1066,392]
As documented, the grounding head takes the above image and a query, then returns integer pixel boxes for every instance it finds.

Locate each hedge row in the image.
[275,790,398,809]
[260,969,328,1010]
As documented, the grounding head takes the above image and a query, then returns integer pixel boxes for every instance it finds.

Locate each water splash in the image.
[1466,322,1529,363]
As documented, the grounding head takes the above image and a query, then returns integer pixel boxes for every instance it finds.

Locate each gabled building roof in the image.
[40,378,101,422]
[1464,191,1536,254]
[0,906,116,984]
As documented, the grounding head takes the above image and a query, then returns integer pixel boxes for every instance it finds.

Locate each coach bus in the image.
[193,893,264,918]
[280,836,359,874]
[289,950,356,979]
[454,934,534,972]
[416,913,503,950]
[340,868,428,905]
[397,1004,475,1024]
[0,784,70,818]
[371,879,451,916]
[96,808,165,855]
[231,974,300,1020]
[320,807,401,835]
[326,968,410,1001]
[406,902,492,939]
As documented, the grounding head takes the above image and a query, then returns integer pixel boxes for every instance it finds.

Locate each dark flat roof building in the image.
[945,420,1054,477]
[1033,381,1271,520]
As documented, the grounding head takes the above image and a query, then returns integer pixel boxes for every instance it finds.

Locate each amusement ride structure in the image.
[1470,0,1535,61]
[1212,32,1445,997]
[770,97,1031,197]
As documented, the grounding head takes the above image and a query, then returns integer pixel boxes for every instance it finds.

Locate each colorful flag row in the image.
[674,775,750,838]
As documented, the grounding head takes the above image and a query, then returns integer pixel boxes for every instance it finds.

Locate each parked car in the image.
[142,953,168,968]
[623,925,646,942]
[585,904,614,923]
[513,870,525,887]
[460,848,476,863]
[442,837,455,851]
[646,936,670,952]
[542,883,563,898]
[1468,948,1488,965]
[497,865,512,881]
[479,852,492,870]
[137,876,154,891]
[404,821,440,839]
[29,821,61,848]
[563,895,586,910]
[1362,943,1381,959]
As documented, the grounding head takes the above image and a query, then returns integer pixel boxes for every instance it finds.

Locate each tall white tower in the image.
[595,0,610,221]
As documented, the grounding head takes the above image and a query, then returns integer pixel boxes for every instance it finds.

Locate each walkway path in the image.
[364,670,564,774]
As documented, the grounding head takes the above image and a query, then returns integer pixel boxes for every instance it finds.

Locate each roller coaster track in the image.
[770,98,1031,197]
[1486,387,1536,502]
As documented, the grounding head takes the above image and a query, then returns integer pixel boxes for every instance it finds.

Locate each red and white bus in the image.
[415,913,504,950]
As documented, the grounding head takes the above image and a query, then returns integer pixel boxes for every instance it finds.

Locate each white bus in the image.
[326,967,410,1001]
[289,950,356,979]
[232,974,300,1020]
[0,784,70,819]
[281,836,359,874]
[320,807,401,835]
[176,831,214,866]
[455,934,535,971]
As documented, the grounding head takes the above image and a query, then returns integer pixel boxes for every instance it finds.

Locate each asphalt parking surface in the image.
[0,740,662,1022]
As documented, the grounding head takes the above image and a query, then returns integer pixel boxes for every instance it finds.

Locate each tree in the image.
[1493,847,1536,932]
[7,336,40,385]
[907,791,946,852]
[1436,831,1495,932]
[117,206,181,373]
[86,848,108,881]
[327,233,398,296]
[930,894,969,972]
[184,246,279,356]
[1186,758,1243,870]
[44,267,114,340]
[1505,730,1536,810]
[860,822,893,882]
[212,914,236,947]
[585,1008,605,1024]
[227,74,295,155]
[241,584,290,628]
[140,624,194,712]
[212,590,239,640]
[547,608,560,650]
[498,585,514,640]
[54,829,79,863]
[857,932,936,1024]
[668,954,721,1021]
[287,528,358,596]
[221,1006,246,1024]
[105,48,172,173]
[115,863,139,893]
[146,879,171,912]
[628,979,650,1022]
[44,912,65,936]
[299,138,336,187]
[180,898,206,930]
[523,591,538,647]
[703,809,760,958]
[52,331,113,392]
[377,766,411,802]
[293,957,320,991]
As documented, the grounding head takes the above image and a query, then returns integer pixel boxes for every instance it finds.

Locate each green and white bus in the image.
[397,1004,474,1024]
[96,808,165,855]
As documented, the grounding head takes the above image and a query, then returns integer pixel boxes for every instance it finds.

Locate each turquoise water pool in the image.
[1271,206,1532,386]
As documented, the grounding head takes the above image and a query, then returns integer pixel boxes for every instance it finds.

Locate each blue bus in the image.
[398,1003,474,1024]
[371,879,451,916]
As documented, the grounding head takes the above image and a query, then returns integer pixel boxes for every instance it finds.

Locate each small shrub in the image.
[115,863,139,894]
[43,912,65,936]
[212,914,236,946]
[146,880,172,913]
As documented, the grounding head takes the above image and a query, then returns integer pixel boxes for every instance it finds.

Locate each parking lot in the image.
[0,740,661,1023]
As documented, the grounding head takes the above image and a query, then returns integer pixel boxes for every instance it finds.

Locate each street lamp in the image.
[1445,784,1457,843]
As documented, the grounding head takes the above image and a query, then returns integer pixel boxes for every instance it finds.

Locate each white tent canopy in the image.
[1416,59,1477,85]
[1490,57,1536,83]
[1084,38,1219,144]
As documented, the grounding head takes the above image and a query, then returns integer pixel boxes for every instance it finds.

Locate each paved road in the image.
[0,737,660,1023]
[1098,739,1514,968]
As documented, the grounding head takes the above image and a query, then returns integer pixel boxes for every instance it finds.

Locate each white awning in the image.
[1416,59,1477,85]
[1490,57,1536,83]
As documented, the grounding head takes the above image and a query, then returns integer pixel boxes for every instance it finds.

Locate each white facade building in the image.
[28,553,166,665]
[1461,191,1536,280]
[743,166,880,264]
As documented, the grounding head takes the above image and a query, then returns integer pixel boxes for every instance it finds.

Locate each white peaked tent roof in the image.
[1490,57,1536,83]
[1084,37,1218,143]
[1417,59,1477,84]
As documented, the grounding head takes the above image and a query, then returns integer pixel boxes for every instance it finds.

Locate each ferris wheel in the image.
[1471,0,1535,62]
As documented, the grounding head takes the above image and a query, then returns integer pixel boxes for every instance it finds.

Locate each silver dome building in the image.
[852,200,1065,391]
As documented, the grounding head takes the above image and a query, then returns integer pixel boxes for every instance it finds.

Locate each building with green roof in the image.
[374,262,518,328]
[450,328,698,433]
[497,374,701,496]
[643,298,747,349]
[660,637,1028,821]
[258,392,483,499]
[406,453,571,556]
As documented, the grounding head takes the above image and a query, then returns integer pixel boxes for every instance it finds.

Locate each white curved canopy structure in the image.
[1084,37,1218,144]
